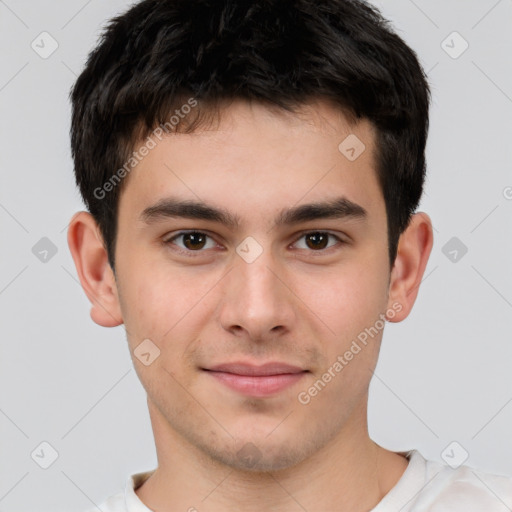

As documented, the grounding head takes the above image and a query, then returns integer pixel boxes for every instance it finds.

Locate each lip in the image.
[203,362,308,397]
[207,362,306,376]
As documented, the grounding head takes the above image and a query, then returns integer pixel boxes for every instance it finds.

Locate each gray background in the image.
[1,1,511,510]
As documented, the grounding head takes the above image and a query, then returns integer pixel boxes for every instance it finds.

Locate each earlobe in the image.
[67,211,123,327]
[386,212,433,322]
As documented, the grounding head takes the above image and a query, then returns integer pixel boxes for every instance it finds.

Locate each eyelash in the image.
[162,230,346,257]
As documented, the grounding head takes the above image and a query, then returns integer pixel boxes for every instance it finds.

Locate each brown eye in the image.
[181,232,207,250]
[294,232,341,252]
[164,231,217,254]
[305,232,329,250]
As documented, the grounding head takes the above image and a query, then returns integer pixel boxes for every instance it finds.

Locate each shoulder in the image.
[408,450,512,511]
[83,491,125,512]
[82,470,154,512]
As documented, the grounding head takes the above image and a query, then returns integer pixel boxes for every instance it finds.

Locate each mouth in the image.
[202,361,308,397]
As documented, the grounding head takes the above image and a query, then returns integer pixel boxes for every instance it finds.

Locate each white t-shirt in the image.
[86,450,512,511]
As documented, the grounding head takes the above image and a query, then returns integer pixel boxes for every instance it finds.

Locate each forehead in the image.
[117,98,383,228]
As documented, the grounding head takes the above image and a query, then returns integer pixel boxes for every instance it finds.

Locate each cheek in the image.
[119,271,207,394]
[118,263,219,350]
[300,260,389,341]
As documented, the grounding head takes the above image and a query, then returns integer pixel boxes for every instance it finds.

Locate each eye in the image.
[293,231,344,252]
[163,230,345,257]
[163,231,218,255]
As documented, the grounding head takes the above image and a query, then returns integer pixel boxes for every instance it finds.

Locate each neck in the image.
[135,400,409,511]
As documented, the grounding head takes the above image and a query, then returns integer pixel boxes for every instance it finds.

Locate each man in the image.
[67,0,512,510]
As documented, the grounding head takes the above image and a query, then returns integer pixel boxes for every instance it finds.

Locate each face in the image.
[113,99,395,471]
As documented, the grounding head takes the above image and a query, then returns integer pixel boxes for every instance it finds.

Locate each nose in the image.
[218,247,297,342]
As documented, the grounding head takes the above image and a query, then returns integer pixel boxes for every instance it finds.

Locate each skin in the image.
[68,98,433,511]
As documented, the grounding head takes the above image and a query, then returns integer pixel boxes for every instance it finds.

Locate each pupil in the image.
[184,232,205,250]
[307,233,328,250]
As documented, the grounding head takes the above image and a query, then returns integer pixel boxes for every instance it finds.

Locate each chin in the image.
[203,434,314,473]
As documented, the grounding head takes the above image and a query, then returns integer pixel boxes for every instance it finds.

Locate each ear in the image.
[386,212,433,322]
[67,211,123,327]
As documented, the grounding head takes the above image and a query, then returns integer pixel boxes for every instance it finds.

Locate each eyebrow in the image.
[139,196,367,229]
